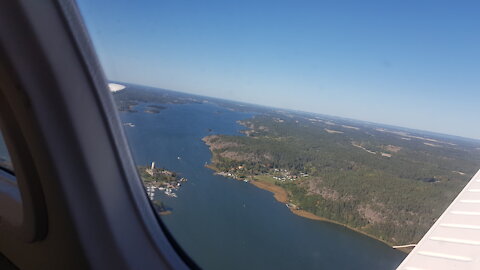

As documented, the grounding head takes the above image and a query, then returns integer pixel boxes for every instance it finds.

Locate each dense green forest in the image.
[204,113,480,245]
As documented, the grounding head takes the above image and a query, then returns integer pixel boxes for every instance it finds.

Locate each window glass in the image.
[0,131,13,173]
[0,128,22,225]
[76,1,480,269]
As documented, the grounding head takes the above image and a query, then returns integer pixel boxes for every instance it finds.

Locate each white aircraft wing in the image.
[397,169,480,270]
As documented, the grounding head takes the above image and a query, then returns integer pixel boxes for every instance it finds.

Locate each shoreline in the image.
[158,210,172,216]
[249,180,402,250]
[202,135,409,253]
[220,170,410,253]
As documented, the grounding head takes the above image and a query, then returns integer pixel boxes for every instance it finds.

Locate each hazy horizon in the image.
[115,80,480,142]
[78,0,480,140]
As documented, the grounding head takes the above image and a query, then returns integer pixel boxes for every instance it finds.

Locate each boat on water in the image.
[164,188,177,198]
[165,191,177,198]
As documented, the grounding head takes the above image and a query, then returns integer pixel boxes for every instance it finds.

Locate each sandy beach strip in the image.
[249,179,403,251]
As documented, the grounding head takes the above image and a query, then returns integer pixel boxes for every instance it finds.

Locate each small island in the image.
[138,162,187,215]
[144,104,166,114]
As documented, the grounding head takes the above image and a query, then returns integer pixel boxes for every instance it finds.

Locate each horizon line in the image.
[112,80,480,143]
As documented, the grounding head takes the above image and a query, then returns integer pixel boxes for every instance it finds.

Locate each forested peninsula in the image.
[203,113,480,248]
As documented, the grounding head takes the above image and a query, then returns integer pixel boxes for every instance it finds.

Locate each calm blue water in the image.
[120,103,406,270]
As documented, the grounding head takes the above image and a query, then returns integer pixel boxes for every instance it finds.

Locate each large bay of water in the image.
[120,102,406,269]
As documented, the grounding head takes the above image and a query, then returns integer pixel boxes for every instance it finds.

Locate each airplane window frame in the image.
[0,0,196,269]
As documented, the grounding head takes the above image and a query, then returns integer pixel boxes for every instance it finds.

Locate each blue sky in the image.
[77,0,480,139]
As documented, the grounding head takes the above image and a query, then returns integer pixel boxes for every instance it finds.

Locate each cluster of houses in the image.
[271,169,309,182]
[217,165,309,183]
[144,162,187,198]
